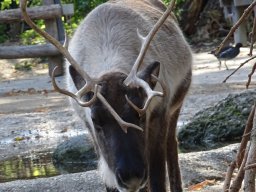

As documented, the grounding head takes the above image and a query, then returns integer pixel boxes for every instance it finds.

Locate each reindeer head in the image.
[70,63,160,190]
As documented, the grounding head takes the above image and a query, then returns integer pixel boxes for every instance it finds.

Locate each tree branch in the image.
[246,62,256,88]
[236,105,256,167]
[244,106,256,191]
[223,161,237,192]
[249,15,256,56]
[223,56,256,83]
[229,149,249,192]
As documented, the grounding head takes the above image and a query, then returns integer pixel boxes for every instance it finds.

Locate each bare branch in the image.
[229,149,249,192]
[244,106,256,191]
[244,162,256,170]
[249,15,256,56]
[223,56,256,83]
[223,161,237,192]
[236,105,256,167]
[246,62,256,88]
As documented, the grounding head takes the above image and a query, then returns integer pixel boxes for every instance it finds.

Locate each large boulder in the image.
[52,134,98,173]
[178,89,256,151]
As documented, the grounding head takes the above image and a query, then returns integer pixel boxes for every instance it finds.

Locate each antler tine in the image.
[20,0,94,85]
[124,0,176,87]
[20,0,99,107]
[97,92,143,133]
[125,75,165,116]
[123,0,175,114]
[52,67,98,106]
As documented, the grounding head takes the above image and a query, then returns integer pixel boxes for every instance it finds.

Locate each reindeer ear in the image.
[138,61,160,89]
[69,65,86,90]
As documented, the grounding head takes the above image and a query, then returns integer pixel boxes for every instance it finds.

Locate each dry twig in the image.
[236,105,256,167]
[223,56,256,83]
[223,161,237,192]
[223,105,255,191]
[249,15,256,56]
[244,162,256,170]
[244,106,256,191]
[229,149,249,192]
[246,62,256,88]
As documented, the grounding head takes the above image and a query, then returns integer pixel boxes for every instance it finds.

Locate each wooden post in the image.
[43,0,63,77]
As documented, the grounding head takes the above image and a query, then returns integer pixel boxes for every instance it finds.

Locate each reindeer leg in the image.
[147,109,167,192]
[166,73,191,192]
[167,108,183,192]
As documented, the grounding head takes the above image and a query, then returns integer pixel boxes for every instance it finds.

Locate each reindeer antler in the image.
[124,0,176,115]
[20,0,145,133]
[20,0,98,107]
[20,0,175,132]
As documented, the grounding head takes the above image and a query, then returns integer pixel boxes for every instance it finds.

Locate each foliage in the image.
[0,24,8,43]
[0,0,18,9]
[14,60,34,71]
[0,0,108,44]
[163,0,186,17]
[20,20,45,45]
[71,0,107,21]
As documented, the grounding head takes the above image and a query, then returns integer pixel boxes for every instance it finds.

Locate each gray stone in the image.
[52,135,98,173]
[178,89,256,151]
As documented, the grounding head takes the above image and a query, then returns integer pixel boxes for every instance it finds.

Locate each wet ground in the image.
[0,48,256,184]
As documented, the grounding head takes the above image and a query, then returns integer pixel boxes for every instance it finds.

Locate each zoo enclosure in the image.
[0,0,74,76]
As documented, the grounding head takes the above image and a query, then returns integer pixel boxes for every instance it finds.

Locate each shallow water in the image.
[0,151,92,183]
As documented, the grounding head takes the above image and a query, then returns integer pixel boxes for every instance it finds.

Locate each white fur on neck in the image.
[98,156,117,189]
[98,156,143,192]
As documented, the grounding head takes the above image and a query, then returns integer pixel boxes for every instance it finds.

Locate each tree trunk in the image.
[179,0,206,35]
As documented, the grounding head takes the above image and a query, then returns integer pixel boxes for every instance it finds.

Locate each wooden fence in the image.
[0,0,74,76]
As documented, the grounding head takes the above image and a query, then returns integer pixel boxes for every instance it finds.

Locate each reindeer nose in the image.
[116,167,147,190]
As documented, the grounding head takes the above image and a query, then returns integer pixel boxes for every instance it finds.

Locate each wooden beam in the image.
[0,44,61,59]
[0,4,74,23]
[0,5,61,23]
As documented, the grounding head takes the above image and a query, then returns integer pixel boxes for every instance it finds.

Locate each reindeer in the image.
[21,0,192,191]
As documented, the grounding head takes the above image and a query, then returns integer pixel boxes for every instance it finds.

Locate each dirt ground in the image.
[0,47,256,191]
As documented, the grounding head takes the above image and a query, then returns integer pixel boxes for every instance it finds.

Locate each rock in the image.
[178,89,256,151]
[180,143,238,187]
[0,170,105,192]
[52,134,98,173]
[0,144,239,192]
